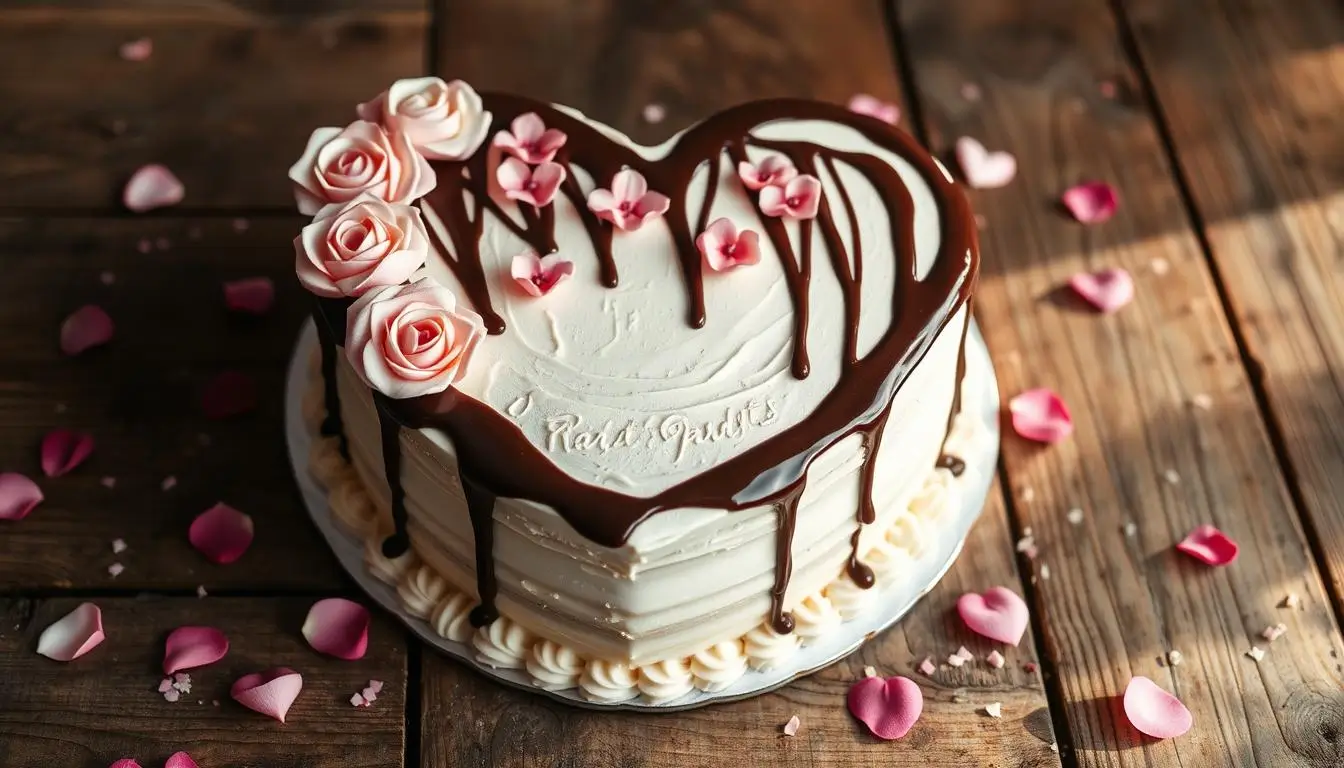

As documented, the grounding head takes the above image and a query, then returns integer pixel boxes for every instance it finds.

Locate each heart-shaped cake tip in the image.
[957,586,1030,646]
[1123,675,1192,739]
[1069,267,1134,313]
[847,675,923,740]
[955,137,1017,189]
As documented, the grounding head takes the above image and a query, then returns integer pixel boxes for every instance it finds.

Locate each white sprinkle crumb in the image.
[974,214,988,229]
[1191,393,1213,410]
[196,585,208,598]
[163,688,181,703]
[1016,535,1036,553]
[350,692,366,708]
[100,271,116,285]
[1282,593,1301,609]
[111,538,127,554]
[1246,646,1265,662]
[1022,526,1033,536]
[101,476,117,489]
[212,699,220,707]
[947,653,966,668]
[1168,650,1183,666]
[107,563,124,578]
[984,702,1002,718]
[1123,522,1138,537]
[641,103,666,124]
[987,650,1005,669]
[1066,507,1084,525]
[161,476,177,491]
[863,665,877,678]
[173,679,192,694]
[1050,742,1059,753]
[1163,469,1181,485]
[1262,623,1287,643]
[1040,563,1051,580]
[368,680,384,694]
[174,672,190,683]
[956,646,975,662]
[919,657,937,675]
[960,82,982,102]
[361,687,378,703]
[1151,257,1170,275]
[783,714,801,736]
[1020,488,1036,503]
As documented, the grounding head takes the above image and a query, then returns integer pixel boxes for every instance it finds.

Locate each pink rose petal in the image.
[163,625,229,674]
[302,598,371,660]
[224,277,276,315]
[954,137,1016,189]
[736,154,798,192]
[1069,268,1134,313]
[165,753,200,768]
[109,760,142,768]
[1176,524,1239,566]
[36,602,105,661]
[1062,181,1120,224]
[847,675,923,740]
[40,429,95,477]
[200,371,258,420]
[697,217,762,272]
[511,251,575,297]
[123,164,184,212]
[1123,675,1192,739]
[957,586,1030,646]
[60,305,115,356]
[0,472,44,521]
[188,503,254,565]
[119,37,152,62]
[231,667,303,723]
[847,94,900,125]
[586,169,671,231]
[759,174,822,219]
[1008,388,1074,444]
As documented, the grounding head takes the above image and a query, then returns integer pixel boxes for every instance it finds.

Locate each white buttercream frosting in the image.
[863,534,911,580]
[579,659,640,703]
[330,477,381,538]
[743,622,801,671]
[364,536,416,585]
[792,591,842,645]
[397,564,449,619]
[910,468,954,521]
[636,657,695,702]
[309,435,346,489]
[527,639,585,691]
[826,575,877,620]
[430,591,475,643]
[473,616,533,669]
[887,512,928,559]
[690,640,748,692]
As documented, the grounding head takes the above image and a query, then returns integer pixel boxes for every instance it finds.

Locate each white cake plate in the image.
[285,319,999,711]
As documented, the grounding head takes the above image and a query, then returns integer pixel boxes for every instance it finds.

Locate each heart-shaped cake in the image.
[291,77,981,702]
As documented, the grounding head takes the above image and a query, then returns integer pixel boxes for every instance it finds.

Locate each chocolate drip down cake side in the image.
[287,77,991,704]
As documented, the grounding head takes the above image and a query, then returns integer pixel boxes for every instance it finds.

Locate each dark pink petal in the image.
[0,472,43,521]
[737,155,798,191]
[1176,524,1239,566]
[954,137,1016,189]
[164,753,200,768]
[956,586,1030,646]
[108,761,142,768]
[37,602,105,661]
[163,625,229,674]
[1062,181,1120,224]
[223,277,276,315]
[188,503,254,565]
[1069,268,1134,313]
[123,164,184,212]
[1123,676,1191,739]
[118,37,152,61]
[40,429,95,477]
[231,667,303,723]
[847,93,900,125]
[60,305,115,356]
[847,675,923,740]
[302,598,371,660]
[1008,388,1073,444]
[200,371,258,420]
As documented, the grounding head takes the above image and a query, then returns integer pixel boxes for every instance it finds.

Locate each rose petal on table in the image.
[60,305,115,356]
[1175,524,1239,566]
[954,136,1016,189]
[847,675,923,740]
[118,37,152,61]
[163,625,229,674]
[1008,388,1074,443]
[36,602,105,661]
[0,472,44,521]
[223,277,276,315]
[1069,267,1134,313]
[200,371,258,420]
[957,586,1030,646]
[188,502,254,564]
[302,598,371,660]
[164,753,199,768]
[1061,181,1120,224]
[1123,675,1192,739]
[108,760,142,768]
[123,164,184,212]
[40,429,95,477]
[231,667,303,723]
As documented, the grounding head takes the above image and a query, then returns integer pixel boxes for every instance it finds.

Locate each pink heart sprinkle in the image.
[200,370,258,420]
[954,137,1016,189]
[223,277,276,315]
[60,305,115,356]
[1062,181,1120,224]
[40,429,95,478]
[119,37,153,62]
[123,164,184,212]
[302,598,371,660]
[1069,268,1134,313]
[231,667,303,723]
[1008,388,1073,444]
[0,472,44,521]
[164,753,200,768]
[1123,675,1192,739]
[36,602,105,661]
[957,586,1030,646]
[847,94,901,126]
[1175,524,1238,566]
[163,625,229,674]
[847,675,923,740]
[188,502,254,565]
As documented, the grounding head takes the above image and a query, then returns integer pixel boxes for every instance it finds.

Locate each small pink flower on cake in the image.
[737,154,798,191]
[357,77,491,161]
[346,277,486,399]
[295,193,429,298]
[494,112,568,164]
[697,218,761,272]
[497,157,566,208]
[289,121,437,215]
[587,169,670,231]
[511,251,574,297]
[759,174,822,219]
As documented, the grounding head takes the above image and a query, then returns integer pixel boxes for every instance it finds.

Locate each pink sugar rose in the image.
[295,193,429,298]
[358,77,492,161]
[345,277,486,400]
[288,120,437,215]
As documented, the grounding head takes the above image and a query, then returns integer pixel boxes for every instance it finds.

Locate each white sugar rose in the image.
[288,120,437,215]
[345,277,486,400]
[358,77,492,161]
[295,194,429,298]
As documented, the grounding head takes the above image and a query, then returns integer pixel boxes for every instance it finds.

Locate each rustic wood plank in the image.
[0,596,406,767]
[0,0,427,211]
[0,217,347,590]
[896,0,1344,765]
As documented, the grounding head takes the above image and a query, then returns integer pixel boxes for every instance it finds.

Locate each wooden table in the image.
[2,1,1342,766]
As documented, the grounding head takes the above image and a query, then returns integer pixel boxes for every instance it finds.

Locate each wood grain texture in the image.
[895,0,1344,765]
[0,0,427,211]
[0,217,347,591]
[0,596,406,768]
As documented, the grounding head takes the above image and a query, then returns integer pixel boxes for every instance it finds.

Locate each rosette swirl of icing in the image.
[826,575,876,620]
[743,622,801,671]
[863,534,911,580]
[364,535,417,585]
[690,640,748,693]
[527,639,584,691]
[473,616,533,669]
[636,657,694,702]
[330,477,381,538]
[430,591,475,643]
[792,591,842,645]
[309,436,347,489]
[887,511,928,558]
[579,659,641,703]
[910,468,954,521]
[397,564,449,619]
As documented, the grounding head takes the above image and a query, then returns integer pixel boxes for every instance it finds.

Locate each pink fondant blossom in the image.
[288,121,437,215]
[493,112,568,164]
[37,602,105,661]
[123,164,183,212]
[496,157,566,208]
[0,473,43,521]
[696,218,761,272]
[511,251,575,297]
[759,174,822,219]
[302,598,371,660]
[231,667,303,723]
[40,429,95,477]
[586,169,670,231]
[119,38,153,62]
[736,155,798,191]
[295,194,429,298]
[848,94,901,125]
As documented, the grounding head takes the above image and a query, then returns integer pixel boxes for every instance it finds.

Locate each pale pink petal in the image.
[510,251,573,297]
[0,473,44,521]
[737,155,798,191]
[164,753,200,768]
[495,157,531,193]
[36,602,105,661]
[302,598,371,660]
[123,164,184,212]
[1008,388,1073,444]
[1062,181,1120,224]
[163,626,229,674]
[60,305,115,356]
[783,714,801,736]
[40,429,95,477]
[759,175,821,219]
[847,675,923,740]
[611,168,648,202]
[955,137,1016,189]
[223,277,276,315]
[1176,524,1239,566]
[957,586,1030,646]
[758,185,789,217]
[188,503,254,565]
[528,162,566,207]
[200,371,258,420]
[1069,268,1134,313]
[118,38,152,62]
[231,667,303,723]
[848,94,900,125]
[1123,676,1192,739]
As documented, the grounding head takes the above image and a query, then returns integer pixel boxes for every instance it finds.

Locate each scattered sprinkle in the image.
[960,82,982,102]
[361,686,378,703]
[1066,508,1084,525]
[863,665,877,678]
[350,692,367,707]
[1050,742,1059,753]
[232,218,250,233]
[156,236,171,251]
[119,37,153,62]
[158,678,174,693]
[1163,469,1181,485]
[783,714,801,736]
[1246,646,1265,662]
[984,702,1002,718]
[974,213,987,229]
[1039,563,1051,580]
[1123,522,1138,537]
[1262,623,1287,643]
[1191,394,1213,410]
[368,680,384,694]
[1150,257,1170,275]
[1168,650,1183,666]
[641,103,666,124]
[196,585,208,598]
[956,646,974,662]
[137,238,153,254]
[112,538,127,554]
[163,687,181,703]
[1022,526,1033,537]
[100,271,116,286]
[1020,487,1036,503]
[947,653,966,668]
[1024,662,1038,673]
[101,477,117,489]
[918,657,937,676]
[1099,80,1118,99]
[162,476,177,491]
[107,563,124,578]
[1282,593,1300,609]
[986,650,1005,669]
